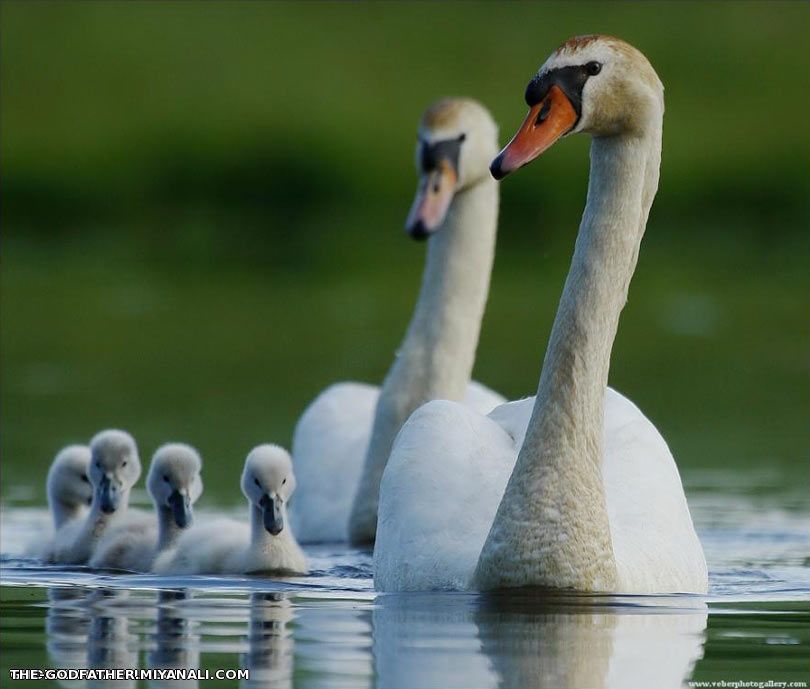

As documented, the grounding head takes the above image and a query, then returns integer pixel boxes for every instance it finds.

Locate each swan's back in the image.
[291,382,379,543]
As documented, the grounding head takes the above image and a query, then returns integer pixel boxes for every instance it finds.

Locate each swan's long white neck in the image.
[476,119,662,590]
[349,176,499,543]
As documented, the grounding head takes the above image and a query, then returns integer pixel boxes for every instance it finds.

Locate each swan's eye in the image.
[254,477,260,487]
[457,133,466,143]
[96,461,101,468]
[585,61,602,76]
[282,478,287,485]
[163,474,170,483]
[121,460,127,468]
[81,474,90,484]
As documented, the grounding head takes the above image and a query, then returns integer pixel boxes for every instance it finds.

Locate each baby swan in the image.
[47,429,141,565]
[47,445,93,530]
[90,443,203,572]
[37,445,93,560]
[154,445,307,576]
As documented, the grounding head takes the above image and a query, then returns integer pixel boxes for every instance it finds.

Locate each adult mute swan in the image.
[375,35,708,594]
[154,444,307,575]
[89,443,203,571]
[47,429,142,565]
[291,98,505,545]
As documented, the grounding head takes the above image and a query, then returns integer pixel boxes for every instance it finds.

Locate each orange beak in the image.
[405,160,458,239]
[490,85,579,180]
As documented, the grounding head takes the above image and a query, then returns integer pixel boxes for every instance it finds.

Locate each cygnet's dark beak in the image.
[168,489,192,529]
[97,475,119,514]
[259,493,283,535]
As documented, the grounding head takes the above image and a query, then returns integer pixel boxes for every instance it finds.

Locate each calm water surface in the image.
[1,472,809,689]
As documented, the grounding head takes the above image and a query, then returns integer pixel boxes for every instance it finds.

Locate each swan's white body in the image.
[375,36,707,594]
[155,445,307,576]
[291,380,503,544]
[375,389,706,593]
[292,99,504,545]
[47,430,141,565]
[90,444,203,572]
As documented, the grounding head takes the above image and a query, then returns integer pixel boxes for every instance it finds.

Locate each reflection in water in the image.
[87,589,139,689]
[46,588,92,689]
[373,591,708,689]
[295,598,374,689]
[241,592,293,689]
[148,590,200,689]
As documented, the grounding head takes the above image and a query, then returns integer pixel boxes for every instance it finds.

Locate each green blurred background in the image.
[2,1,808,505]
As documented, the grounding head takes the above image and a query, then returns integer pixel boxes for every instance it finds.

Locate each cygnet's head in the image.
[146,443,203,529]
[405,97,499,239]
[491,35,664,179]
[88,430,141,515]
[241,444,296,536]
[47,445,92,525]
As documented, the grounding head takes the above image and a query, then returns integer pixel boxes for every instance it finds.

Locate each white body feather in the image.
[374,388,707,593]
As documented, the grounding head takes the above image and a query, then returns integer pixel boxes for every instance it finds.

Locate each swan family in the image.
[32,35,707,595]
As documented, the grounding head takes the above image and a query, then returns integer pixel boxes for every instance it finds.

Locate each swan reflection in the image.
[372,591,707,689]
[148,590,199,689]
[86,589,140,689]
[46,588,92,689]
[240,592,294,689]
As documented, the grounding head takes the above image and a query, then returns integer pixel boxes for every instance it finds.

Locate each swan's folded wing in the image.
[486,395,536,447]
[463,380,507,415]
[290,382,379,543]
[602,388,708,594]
[375,400,516,592]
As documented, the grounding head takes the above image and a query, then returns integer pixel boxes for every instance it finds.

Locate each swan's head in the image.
[406,97,499,239]
[491,35,664,179]
[146,443,203,529]
[241,444,296,536]
[88,429,141,514]
[47,445,92,512]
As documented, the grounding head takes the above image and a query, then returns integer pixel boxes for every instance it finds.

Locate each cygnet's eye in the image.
[163,474,170,483]
[81,474,90,484]
[457,133,466,142]
[95,461,101,468]
[282,478,287,485]
[585,61,602,76]
[122,460,127,468]
[254,477,260,488]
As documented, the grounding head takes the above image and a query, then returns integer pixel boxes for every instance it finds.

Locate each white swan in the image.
[375,35,708,594]
[47,429,142,565]
[292,98,505,545]
[154,444,307,575]
[89,443,203,571]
